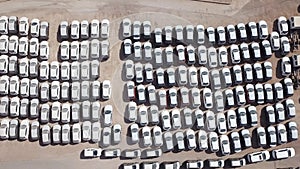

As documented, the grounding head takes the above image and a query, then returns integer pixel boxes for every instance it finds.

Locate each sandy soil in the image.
[0,0,300,168]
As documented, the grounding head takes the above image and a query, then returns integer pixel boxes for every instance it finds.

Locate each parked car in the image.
[272,147,295,160]
[41,124,51,145]
[191,88,201,108]
[233,65,243,84]
[227,24,237,43]
[288,121,298,141]
[102,127,111,147]
[237,23,247,41]
[257,127,267,147]
[281,36,290,55]
[230,158,246,168]
[235,86,246,105]
[258,20,268,39]
[231,132,241,153]
[220,135,230,155]
[209,132,219,152]
[198,45,207,64]
[163,132,174,151]
[241,129,252,148]
[203,88,213,109]
[153,126,163,146]
[197,25,205,44]
[218,46,228,66]
[227,110,237,129]
[278,16,289,35]
[284,78,294,96]
[238,107,247,127]
[161,110,171,131]
[247,150,270,163]
[207,27,215,44]
[130,123,139,143]
[138,106,148,126]
[240,43,250,61]
[277,124,287,144]
[274,82,284,100]
[208,47,218,68]
[276,103,286,122]
[267,126,277,147]
[211,70,221,90]
[206,110,216,131]
[270,31,280,50]
[248,21,258,39]
[142,126,152,147]
[217,26,226,45]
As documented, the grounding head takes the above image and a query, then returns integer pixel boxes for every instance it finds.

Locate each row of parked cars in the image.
[122,16,289,46]
[0,77,111,101]
[59,40,109,61]
[59,19,110,40]
[0,37,49,59]
[121,147,295,169]
[0,16,49,39]
[125,61,274,88]
[127,97,296,131]
[0,118,121,145]
[123,37,285,66]
[127,78,293,111]
[0,59,100,81]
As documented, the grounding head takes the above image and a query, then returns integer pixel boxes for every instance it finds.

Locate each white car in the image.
[225,89,235,107]
[284,78,294,96]
[72,123,81,144]
[233,65,243,84]
[196,24,205,44]
[247,150,270,163]
[264,84,273,102]
[198,130,208,150]
[266,105,275,124]
[251,42,261,60]
[235,86,246,105]
[198,45,207,65]
[142,126,152,147]
[248,106,258,126]
[169,88,177,107]
[103,105,113,126]
[257,127,267,147]
[163,26,173,44]
[203,88,213,109]
[8,35,18,54]
[237,23,247,41]
[8,16,17,34]
[262,40,272,57]
[241,129,252,148]
[195,109,204,129]
[200,67,210,87]
[130,123,139,143]
[29,99,39,118]
[29,58,38,78]
[220,135,230,155]
[0,75,9,95]
[231,132,241,153]
[149,105,159,125]
[40,21,49,39]
[20,78,29,97]
[0,35,8,54]
[91,122,100,143]
[18,37,28,56]
[267,126,277,147]
[30,18,40,38]
[175,25,183,42]
[51,102,61,122]
[112,124,121,144]
[91,19,100,38]
[218,46,228,66]
[145,63,153,83]
[133,21,141,40]
[137,84,146,103]
[101,19,110,38]
[272,148,295,160]
[161,110,171,131]
[0,55,7,74]
[153,126,163,146]
[288,121,298,141]
[188,67,198,87]
[227,110,237,129]
[240,42,250,60]
[176,45,185,62]
[167,67,176,85]
[273,82,284,101]
[264,61,273,79]
[19,58,28,77]
[186,129,196,150]
[59,21,68,39]
[217,26,226,45]
[39,61,49,81]
[207,27,215,44]
[206,110,216,131]
[227,24,237,43]
[238,107,247,127]
[221,68,232,87]
[19,119,29,140]
[39,41,49,60]
[90,39,100,59]
[154,48,163,67]
[102,127,111,147]
[285,99,296,117]
[277,124,287,144]
[19,17,29,36]
[183,108,193,127]
[177,66,187,86]
[270,31,280,51]
[186,25,194,42]
[61,103,70,123]
[102,80,111,100]
[278,16,289,35]
[0,16,8,35]
[139,106,148,126]
[52,124,61,144]
[230,44,240,64]
[0,97,9,117]
[81,81,90,100]
[258,20,268,39]
[191,88,201,108]
[9,76,19,96]
[143,21,151,38]
[180,87,189,106]
[71,20,80,40]
[187,45,196,65]
[281,36,290,55]
[8,56,18,75]
[209,132,219,152]
[82,121,91,141]
[217,113,227,134]
[248,21,258,39]
[281,56,291,76]
[62,124,70,144]
[175,131,185,151]
[60,41,70,60]
[276,103,286,122]
[29,38,39,57]
[125,60,134,80]
[158,89,167,108]
[134,62,143,83]
[81,40,90,60]
[10,97,20,117]
[215,91,224,112]
[255,83,264,104]
[40,104,50,123]
[244,63,253,82]
[154,28,162,44]
[30,121,39,141]
[164,132,174,151]
[211,70,221,90]
[41,125,51,145]
[127,81,135,100]
[144,42,152,61]
[208,47,218,68]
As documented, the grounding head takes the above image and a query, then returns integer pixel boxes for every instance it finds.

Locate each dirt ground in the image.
[0,0,300,168]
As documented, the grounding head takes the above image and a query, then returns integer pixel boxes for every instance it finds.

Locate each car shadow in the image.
[260,106,269,128]
[251,129,260,149]
[276,59,284,79]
